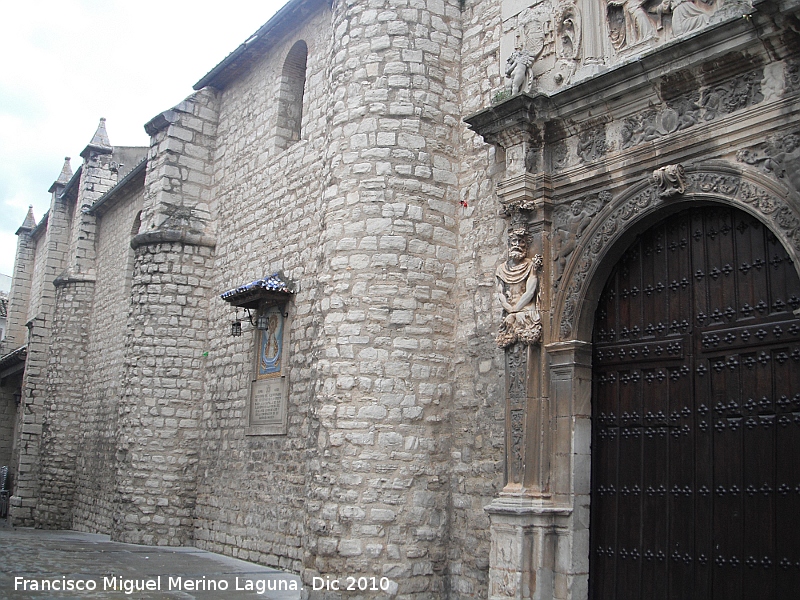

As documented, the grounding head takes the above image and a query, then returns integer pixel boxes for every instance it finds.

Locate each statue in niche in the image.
[657,0,709,36]
[496,224,543,348]
[556,3,581,60]
[506,48,537,95]
[553,3,582,85]
[607,0,658,49]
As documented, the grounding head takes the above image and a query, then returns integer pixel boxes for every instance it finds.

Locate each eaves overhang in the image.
[88,158,147,216]
[193,0,328,91]
[0,345,27,381]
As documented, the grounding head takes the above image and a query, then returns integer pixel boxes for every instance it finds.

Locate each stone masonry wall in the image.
[0,383,19,469]
[113,86,219,546]
[35,278,95,528]
[115,241,214,545]
[448,0,508,597]
[192,4,331,574]
[9,315,48,525]
[307,0,463,595]
[26,232,48,326]
[5,225,37,350]
[11,190,72,526]
[72,185,144,534]
[34,145,120,529]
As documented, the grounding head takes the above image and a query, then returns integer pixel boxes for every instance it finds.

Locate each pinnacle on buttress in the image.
[17,205,37,233]
[48,157,73,193]
[80,117,113,159]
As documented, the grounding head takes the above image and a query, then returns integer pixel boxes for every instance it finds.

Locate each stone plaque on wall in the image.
[248,376,287,435]
[247,305,289,435]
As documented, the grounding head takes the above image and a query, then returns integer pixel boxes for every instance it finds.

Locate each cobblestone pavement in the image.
[0,524,302,599]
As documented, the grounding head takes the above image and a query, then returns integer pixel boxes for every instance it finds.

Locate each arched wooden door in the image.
[590,205,800,599]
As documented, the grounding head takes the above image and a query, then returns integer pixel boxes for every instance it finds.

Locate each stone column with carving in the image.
[466,94,577,600]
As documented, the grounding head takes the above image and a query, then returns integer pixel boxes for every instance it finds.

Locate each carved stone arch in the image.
[555,161,800,343]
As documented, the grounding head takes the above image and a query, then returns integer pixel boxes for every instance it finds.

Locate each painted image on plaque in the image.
[258,306,283,378]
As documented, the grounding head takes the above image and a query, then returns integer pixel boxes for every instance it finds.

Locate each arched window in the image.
[275,40,308,151]
[130,210,142,237]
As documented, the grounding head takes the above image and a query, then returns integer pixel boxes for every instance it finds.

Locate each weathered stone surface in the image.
[3,1,800,599]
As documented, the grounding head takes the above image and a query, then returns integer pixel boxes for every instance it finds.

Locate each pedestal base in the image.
[485,496,573,600]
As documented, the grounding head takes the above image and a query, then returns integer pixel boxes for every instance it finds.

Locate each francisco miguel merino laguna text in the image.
[14,575,299,594]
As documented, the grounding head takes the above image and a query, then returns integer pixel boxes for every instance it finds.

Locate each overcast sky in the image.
[0,0,288,281]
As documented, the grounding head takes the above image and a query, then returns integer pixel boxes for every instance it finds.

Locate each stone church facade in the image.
[2,0,800,597]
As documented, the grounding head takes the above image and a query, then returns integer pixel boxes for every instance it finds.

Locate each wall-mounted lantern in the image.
[231,319,243,337]
[220,272,296,338]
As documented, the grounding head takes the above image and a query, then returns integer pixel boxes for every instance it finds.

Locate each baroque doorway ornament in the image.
[653,163,687,197]
[557,165,800,340]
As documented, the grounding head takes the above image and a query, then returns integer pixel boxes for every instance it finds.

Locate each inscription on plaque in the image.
[248,376,287,435]
[252,378,283,423]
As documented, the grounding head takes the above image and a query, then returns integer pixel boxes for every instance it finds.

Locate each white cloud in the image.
[0,0,286,276]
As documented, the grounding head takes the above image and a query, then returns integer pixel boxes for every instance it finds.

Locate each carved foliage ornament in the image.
[506,344,528,404]
[736,133,800,195]
[786,60,800,94]
[510,409,525,483]
[559,169,800,339]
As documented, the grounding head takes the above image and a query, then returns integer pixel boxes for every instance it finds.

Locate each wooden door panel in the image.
[590,207,800,600]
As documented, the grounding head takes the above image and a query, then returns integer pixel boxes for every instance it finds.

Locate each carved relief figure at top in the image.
[496,224,543,348]
[606,0,714,53]
[503,7,558,94]
[658,0,710,37]
[506,48,537,95]
[500,0,721,94]
[737,133,800,194]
